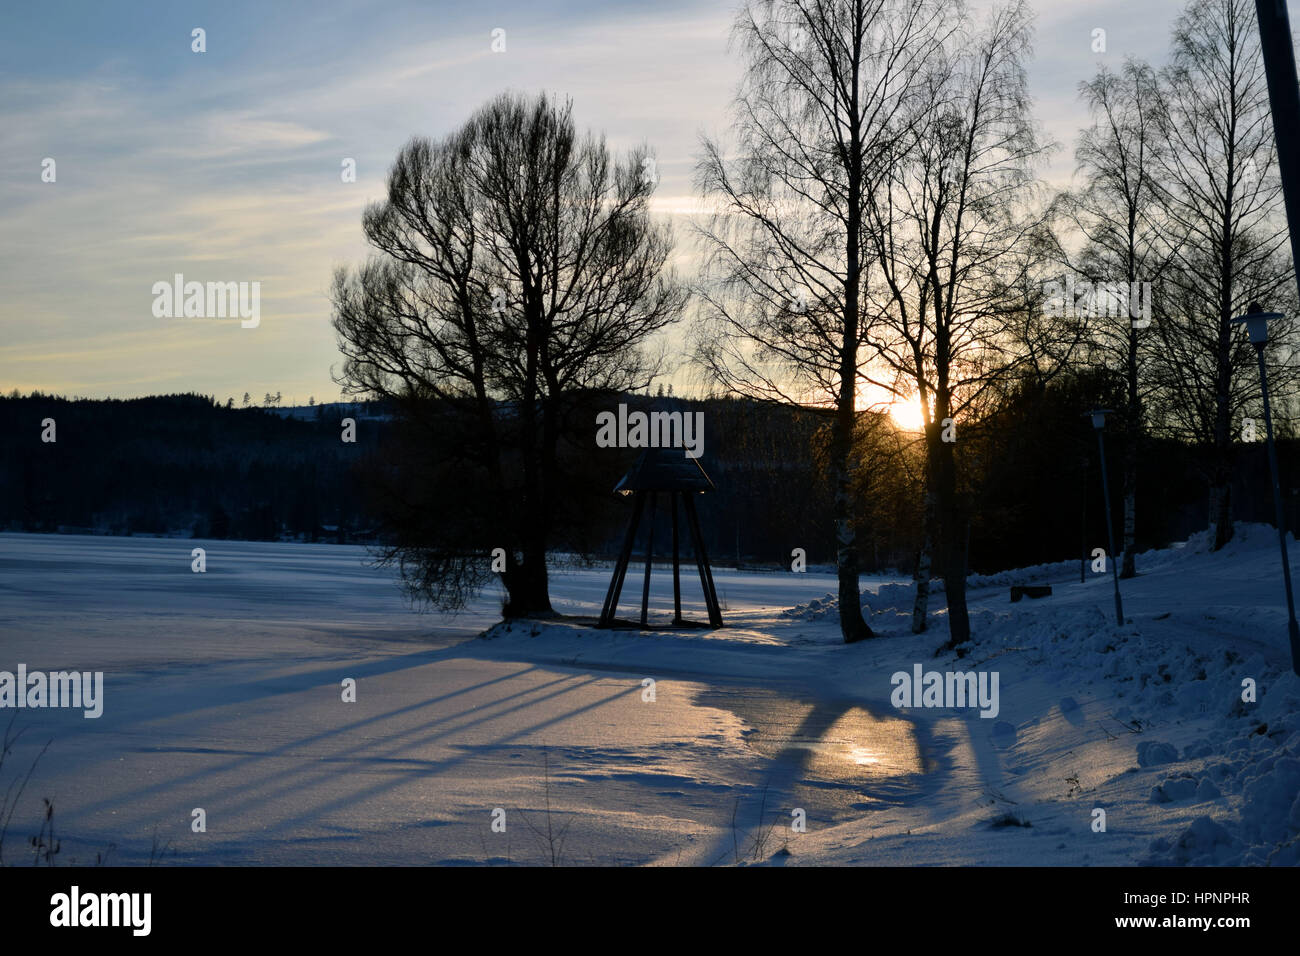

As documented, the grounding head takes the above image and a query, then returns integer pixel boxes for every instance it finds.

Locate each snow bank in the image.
[553,523,1300,866]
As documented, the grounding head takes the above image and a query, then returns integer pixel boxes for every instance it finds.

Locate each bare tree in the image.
[333,92,684,615]
[1056,58,1166,578]
[693,0,951,643]
[863,0,1050,646]
[1147,0,1293,550]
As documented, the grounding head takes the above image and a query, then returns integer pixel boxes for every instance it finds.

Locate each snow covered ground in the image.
[0,529,1296,866]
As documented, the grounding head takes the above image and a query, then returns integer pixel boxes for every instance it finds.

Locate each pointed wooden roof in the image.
[613,446,715,493]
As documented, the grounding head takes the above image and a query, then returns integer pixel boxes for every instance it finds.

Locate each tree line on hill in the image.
[3,383,1296,611]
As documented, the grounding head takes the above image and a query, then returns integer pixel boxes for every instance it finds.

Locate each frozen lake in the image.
[4,529,1293,866]
[0,533,907,865]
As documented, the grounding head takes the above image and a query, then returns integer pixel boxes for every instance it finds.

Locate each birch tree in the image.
[693,0,951,643]
[863,0,1050,647]
[1057,59,1166,578]
[1147,0,1292,550]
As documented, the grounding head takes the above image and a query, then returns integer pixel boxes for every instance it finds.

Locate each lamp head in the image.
[1086,408,1113,430]
[1231,302,1284,347]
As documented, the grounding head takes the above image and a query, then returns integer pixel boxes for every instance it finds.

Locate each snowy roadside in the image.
[479,524,1300,866]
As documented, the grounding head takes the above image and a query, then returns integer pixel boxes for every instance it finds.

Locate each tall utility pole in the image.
[1256,0,1300,276]
[1252,0,1300,676]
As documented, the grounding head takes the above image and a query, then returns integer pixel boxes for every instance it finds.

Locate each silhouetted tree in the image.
[1057,58,1166,579]
[1147,0,1295,550]
[332,92,684,614]
[694,0,952,643]
[864,0,1050,646]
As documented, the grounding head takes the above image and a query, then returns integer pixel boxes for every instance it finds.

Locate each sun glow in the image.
[887,395,927,433]
[856,383,928,433]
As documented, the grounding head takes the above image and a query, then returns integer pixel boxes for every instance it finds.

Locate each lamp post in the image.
[1231,303,1300,676]
[1080,455,1089,585]
[1087,409,1124,627]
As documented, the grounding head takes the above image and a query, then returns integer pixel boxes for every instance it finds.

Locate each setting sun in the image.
[856,383,928,432]
[888,396,928,432]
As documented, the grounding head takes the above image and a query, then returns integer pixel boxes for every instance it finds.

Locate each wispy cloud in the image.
[0,0,1255,399]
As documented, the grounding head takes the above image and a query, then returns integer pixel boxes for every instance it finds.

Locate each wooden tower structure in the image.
[597,447,723,629]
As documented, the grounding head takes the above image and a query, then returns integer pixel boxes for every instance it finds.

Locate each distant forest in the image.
[2,381,1298,576]
[0,393,378,543]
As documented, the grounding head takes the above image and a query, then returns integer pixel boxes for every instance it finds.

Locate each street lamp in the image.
[1086,409,1125,627]
[1080,455,1089,585]
[1231,302,1300,676]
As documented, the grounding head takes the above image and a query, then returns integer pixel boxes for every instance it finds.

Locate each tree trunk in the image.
[833,404,873,643]
[1211,467,1233,550]
[836,63,872,646]
[505,330,554,618]
[832,418,873,642]
[1211,186,1235,551]
[501,531,553,617]
[934,428,971,649]
[1121,324,1139,578]
[1211,328,1234,551]
[912,483,936,634]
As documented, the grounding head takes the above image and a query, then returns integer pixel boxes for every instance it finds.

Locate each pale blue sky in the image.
[0,0,1280,401]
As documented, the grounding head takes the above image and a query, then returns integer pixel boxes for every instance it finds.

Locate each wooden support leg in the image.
[684,493,723,628]
[599,492,644,627]
[671,492,683,625]
[640,492,657,627]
